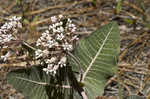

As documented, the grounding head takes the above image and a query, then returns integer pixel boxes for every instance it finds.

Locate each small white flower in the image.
[47,39,55,48]
[56,33,64,40]
[0,51,13,62]
[67,18,72,23]
[1,55,7,61]
[35,49,43,59]
[57,26,64,33]
[36,39,41,46]
[45,57,57,64]
[42,64,59,75]
[60,56,67,63]
[49,25,53,30]
[63,42,73,51]
[9,96,15,99]
[52,28,57,33]
[55,22,61,27]
[58,56,67,67]
[59,22,63,26]
[47,64,53,68]
[53,65,59,71]
[43,49,49,56]
[71,28,76,32]
[43,68,49,74]
[51,16,57,23]
[68,24,76,32]
[9,16,21,21]
[17,22,22,28]
[59,15,63,18]
[43,64,53,74]
[2,46,8,48]
[45,30,49,34]
[68,24,75,28]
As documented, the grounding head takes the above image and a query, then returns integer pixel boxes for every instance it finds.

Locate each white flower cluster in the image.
[0,16,22,48]
[35,15,78,75]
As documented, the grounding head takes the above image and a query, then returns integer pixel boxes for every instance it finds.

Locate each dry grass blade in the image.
[123,1,150,20]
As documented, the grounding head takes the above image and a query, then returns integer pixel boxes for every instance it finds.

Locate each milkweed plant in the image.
[0,15,120,99]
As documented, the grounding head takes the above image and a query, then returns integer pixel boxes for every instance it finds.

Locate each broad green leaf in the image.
[7,66,74,99]
[69,22,120,99]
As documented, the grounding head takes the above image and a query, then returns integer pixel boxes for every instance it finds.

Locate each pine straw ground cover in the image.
[0,0,150,99]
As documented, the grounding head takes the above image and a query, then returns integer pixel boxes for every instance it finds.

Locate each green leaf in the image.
[92,0,97,6]
[124,19,135,25]
[7,66,74,99]
[116,0,122,14]
[69,22,120,99]
[33,16,39,22]
[23,19,29,24]
[16,0,21,5]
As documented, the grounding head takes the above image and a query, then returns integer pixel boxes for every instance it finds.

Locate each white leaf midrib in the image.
[81,25,114,82]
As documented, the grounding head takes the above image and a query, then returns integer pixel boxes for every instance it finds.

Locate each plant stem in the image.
[22,41,36,51]
[67,51,83,81]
